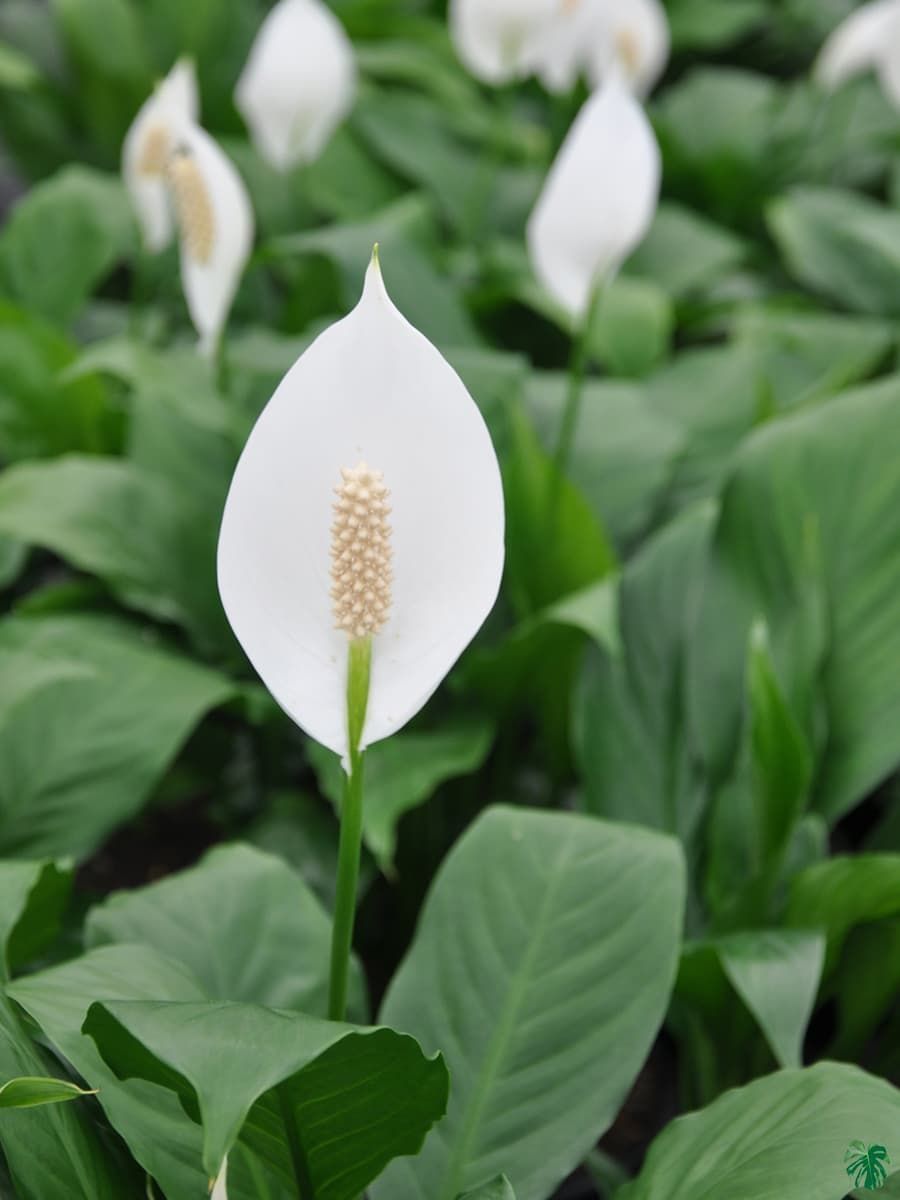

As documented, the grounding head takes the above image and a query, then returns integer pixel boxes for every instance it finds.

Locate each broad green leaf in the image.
[457,1178,516,1200]
[627,201,747,298]
[50,0,148,81]
[0,859,71,978]
[10,944,212,1200]
[0,535,25,588]
[768,187,900,317]
[576,507,714,848]
[310,723,494,870]
[687,381,900,820]
[0,302,117,461]
[590,278,674,379]
[270,194,479,348]
[85,843,366,1020]
[0,167,135,324]
[787,855,900,973]
[248,792,343,912]
[372,806,685,1200]
[831,917,900,1060]
[0,614,234,859]
[84,999,449,1195]
[618,1063,900,1200]
[0,993,131,1199]
[503,403,615,615]
[0,1077,96,1109]
[0,455,229,651]
[668,0,768,49]
[717,930,825,1069]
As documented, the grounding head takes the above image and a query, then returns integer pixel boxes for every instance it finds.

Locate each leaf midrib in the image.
[436,831,575,1200]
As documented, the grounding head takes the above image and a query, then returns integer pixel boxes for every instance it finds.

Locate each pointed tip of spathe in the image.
[362,243,391,308]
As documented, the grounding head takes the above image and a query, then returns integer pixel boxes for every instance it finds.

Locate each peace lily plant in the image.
[235,0,357,170]
[535,0,670,96]
[218,249,505,1021]
[527,72,660,484]
[449,0,564,84]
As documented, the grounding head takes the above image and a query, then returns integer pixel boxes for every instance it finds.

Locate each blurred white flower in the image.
[166,123,254,356]
[815,0,900,107]
[217,254,505,763]
[534,0,670,96]
[527,74,661,317]
[235,0,356,170]
[122,58,198,252]
[449,0,563,84]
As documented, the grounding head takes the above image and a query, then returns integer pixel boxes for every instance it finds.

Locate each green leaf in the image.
[0,859,71,978]
[85,843,367,1020]
[0,535,25,588]
[0,455,229,650]
[0,302,118,461]
[590,278,674,379]
[457,1178,516,1200]
[372,806,685,1200]
[0,993,131,1199]
[626,202,747,297]
[525,374,683,549]
[309,722,493,871]
[576,507,714,848]
[0,42,40,89]
[668,0,768,49]
[787,855,900,974]
[717,930,825,1069]
[687,380,900,821]
[768,187,900,317]
[0,614,234,859]
[84,999,449,1195]
[503,404,615,615]
[0,1077,96,1109]
[270,195,479,349]
[0,167,135,325]
[618,1063,900,1200]
[9,944,213,1200]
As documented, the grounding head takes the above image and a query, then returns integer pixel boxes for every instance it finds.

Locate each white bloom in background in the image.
[122,58,198,252]
[235,0,356,170]
[210,1157,228,1200]
[449,0,563,84]
[166,123,254,356]
[815,0,900,107]
[527,74,661,317]
[217,254,505,763]
[534,0,670,96]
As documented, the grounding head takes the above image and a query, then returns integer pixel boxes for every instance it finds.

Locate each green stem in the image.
[327,636,371,1023]
[551,279,604,487]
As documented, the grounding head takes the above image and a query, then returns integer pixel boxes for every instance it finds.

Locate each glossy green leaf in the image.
[0,1076,96,1109]
[309,722,494,871]
[717,930,825,1068]
[0,858,71,978]
[84,998,449,1196]
[0,167,134,324]
[10,944,216,1200]
[85,843,366,1020]
[787,855,900,973]
[576,506,714,847]
[372,806,685,1200]
[627,201,746,297]
[0,614,234,859]
[687,380,900,820]
[619,1063,900,1200]
[0,455,228,649]
[768,187,900,317]
[591,278,674,379]
[457,1178,516,1200]
[0,993,131,1199]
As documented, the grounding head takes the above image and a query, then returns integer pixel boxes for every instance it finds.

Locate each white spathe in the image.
[526,74,661,317]
[815,0,900,107]
[122,58,198,252]
[211,1157,228,1200]
[217,256,505,763]
[235,0,356,170]
[168,122,254,357]
[535,0,670,96]
[450,0,563,84]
